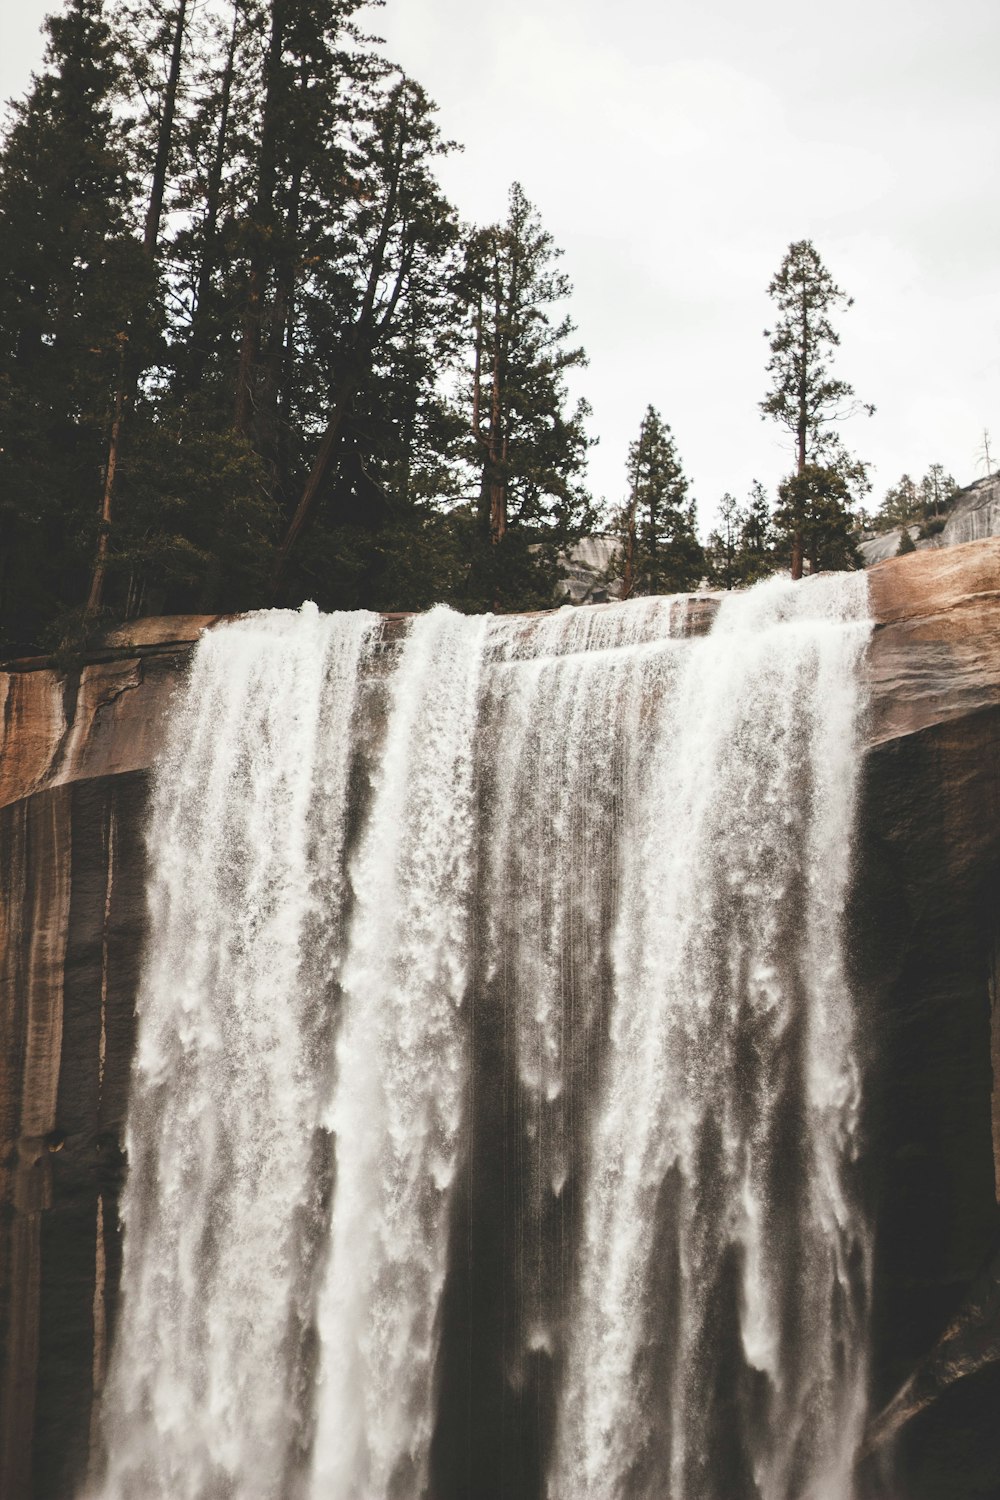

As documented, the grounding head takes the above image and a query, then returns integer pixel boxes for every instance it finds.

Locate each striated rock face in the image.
[0,620,213,1499]
[1,551,999,1498]
[857,543,1000,1497]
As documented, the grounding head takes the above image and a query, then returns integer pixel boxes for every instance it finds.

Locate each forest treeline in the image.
[0,0,953,654]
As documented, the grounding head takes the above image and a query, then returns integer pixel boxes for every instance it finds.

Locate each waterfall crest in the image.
[91,577,872,1500]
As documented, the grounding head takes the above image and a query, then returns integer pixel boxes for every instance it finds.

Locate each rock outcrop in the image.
[859,472,1000,569]
[1,547,999,1498]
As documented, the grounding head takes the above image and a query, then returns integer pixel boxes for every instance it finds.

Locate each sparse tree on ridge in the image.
[878,473,921,528]
[919,463,958,521]
[760,239,873,578]
[876,464,958,534]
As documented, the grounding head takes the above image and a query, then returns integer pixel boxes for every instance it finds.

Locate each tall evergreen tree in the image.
[460,182,593,607]
[273,72,461,596]
[736,480,776,584]
[760,240,873,578]
[0,0,149,649]
[617,405,702,598]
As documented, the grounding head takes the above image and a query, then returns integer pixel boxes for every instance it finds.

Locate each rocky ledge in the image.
[1,541,999,1498]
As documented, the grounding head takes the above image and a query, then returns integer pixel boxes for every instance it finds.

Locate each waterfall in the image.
[90,575,872,1500]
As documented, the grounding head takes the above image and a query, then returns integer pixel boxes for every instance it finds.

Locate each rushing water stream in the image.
[90,576,872,1500]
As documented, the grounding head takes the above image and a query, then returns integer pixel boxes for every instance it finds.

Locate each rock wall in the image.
[1,554,999,1498]
[0,622,213,1500]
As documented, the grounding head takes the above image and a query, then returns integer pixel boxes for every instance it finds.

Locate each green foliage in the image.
[615,405,703,597]
[0,0,150,649]
[0,0,603,648]
[706,481,776,588]
[877,463,958,531]
[760,240,872,578]
[760,240,873,470]
[896,527,917,556]
[773,465,863,574]
[461,183,594,540]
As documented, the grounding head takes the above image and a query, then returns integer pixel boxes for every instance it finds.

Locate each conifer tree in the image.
[760,240,873,578]
[736,480,776,584]
[0,0,149,648]
[878,473,921,527]
[618,405,702,598]
[706,492,742,590]
[919,463,957,522]
[772,463,862,574]
[272,72,463,597]
[462,182,594,604]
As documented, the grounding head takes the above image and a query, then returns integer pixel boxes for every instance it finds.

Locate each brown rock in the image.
[867,536,1000,744]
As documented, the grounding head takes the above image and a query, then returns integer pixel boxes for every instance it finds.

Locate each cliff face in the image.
[1,553,999,1498]
[0,621,214,1499]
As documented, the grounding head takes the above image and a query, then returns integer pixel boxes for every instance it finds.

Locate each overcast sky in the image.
[4,0,999,529]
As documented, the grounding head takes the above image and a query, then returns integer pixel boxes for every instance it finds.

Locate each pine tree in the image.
[706,493,741,590]
[460,182,594,608]
[736,480,775,584]
[0,0,149,649]
[918,463,957,524]
[878,473,921,528]
[618,405,703,598]
[876,464,957,536]
[772,463,861,574]
[706,482,775,589]
[760,240,873,578]
[272,71,463,598]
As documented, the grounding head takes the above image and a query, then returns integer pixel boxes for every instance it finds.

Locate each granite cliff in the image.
[1,544,998,1498]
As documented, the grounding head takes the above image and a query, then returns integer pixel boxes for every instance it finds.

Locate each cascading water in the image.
[89,574,872,1500]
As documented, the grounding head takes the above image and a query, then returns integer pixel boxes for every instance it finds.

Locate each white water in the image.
[91,576,872,1500]
[549,575,871,1500]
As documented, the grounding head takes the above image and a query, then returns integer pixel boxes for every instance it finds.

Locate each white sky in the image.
[4,0,999,529]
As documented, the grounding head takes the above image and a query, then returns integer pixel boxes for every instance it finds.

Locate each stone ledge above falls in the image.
[3,538,998,814]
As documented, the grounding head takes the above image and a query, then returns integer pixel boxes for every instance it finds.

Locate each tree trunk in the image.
[270,110,412,592]
[85,339,128,617]
[790,528,804,581]
[621,505,637,599]
[235,0,286,437]
[143,0,188,257]
[185,0,239,393]
[87,0,187,619]
[483,462,507,546]
[270,376,357,594]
